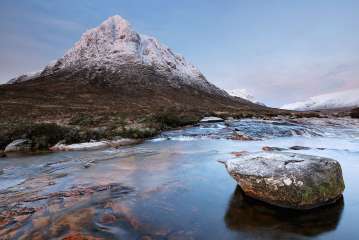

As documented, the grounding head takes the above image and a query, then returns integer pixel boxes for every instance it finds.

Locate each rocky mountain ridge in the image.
[8,15,226,96]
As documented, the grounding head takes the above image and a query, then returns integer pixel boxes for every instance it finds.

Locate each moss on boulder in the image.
[223,152,345,209]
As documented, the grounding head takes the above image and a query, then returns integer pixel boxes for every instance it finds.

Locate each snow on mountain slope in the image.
[60,16,204,79]
[226,88,265,105]
[7,60,57,84]
[281,89,359,110]
[8,15,222,94]
[7,71,42,84]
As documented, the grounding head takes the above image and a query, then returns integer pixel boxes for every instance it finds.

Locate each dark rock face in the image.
[350,108,359,118]
[224,152,345,209]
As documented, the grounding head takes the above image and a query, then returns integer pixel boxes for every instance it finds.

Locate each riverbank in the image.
[2,107,340,155]
[0,109,285,154]
[0,111,201,153]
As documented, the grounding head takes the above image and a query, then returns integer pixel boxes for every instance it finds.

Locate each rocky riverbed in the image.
[0,117,359,239]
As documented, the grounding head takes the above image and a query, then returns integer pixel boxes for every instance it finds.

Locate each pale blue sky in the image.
[1,0,358,106]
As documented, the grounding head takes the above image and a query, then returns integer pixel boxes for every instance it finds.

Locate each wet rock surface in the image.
[157,118,327,141]
[0,182,134,239]
[289,146,311,150]
[4,139,32,153]
[262,146,287,152]
[200,116,224,123]
[230,132,254,141]
[50,138,141,151]
[224,152,345,209]
[225,119,323,139]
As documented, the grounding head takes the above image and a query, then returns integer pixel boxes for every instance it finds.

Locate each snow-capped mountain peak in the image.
[281,88,359,110]
[8,15,222,94]
[62,15,141,67]
[57,15,207,85]
[226,88,265,105]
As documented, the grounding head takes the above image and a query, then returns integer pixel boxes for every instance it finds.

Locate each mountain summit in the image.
[1,15,273,125]
[8,15,224,95]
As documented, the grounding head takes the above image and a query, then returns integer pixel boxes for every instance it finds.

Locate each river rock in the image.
[50,138,141,151]
[289,146,311,150]
[200,116,224,123]
[4,139,32,153]
[223,152,345,209]
[230,132,254,141]
[262,146,287,152]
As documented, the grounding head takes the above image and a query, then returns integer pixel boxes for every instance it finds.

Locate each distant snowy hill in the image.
[281,89,359,110]
[226,88,265,106]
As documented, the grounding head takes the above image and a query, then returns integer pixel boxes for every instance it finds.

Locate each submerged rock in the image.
[289,146,311,150]
[230,132,254,141]
[223,152,345,209]
[262,146,287,152]
[230,151,249,157]
[4,139,32,153]
[200,116,224,123]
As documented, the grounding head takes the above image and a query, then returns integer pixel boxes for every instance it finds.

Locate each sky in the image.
[0,0,358,106]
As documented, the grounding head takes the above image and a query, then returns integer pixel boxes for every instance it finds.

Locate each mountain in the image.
[8,15,224,95]
[226,88,265,106]
[281,89,359,111]
[0,15,274,126]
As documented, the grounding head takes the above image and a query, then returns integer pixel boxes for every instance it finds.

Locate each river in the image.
[0,118,358,239]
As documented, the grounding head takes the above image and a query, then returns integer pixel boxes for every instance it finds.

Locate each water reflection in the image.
[225,186,344,237]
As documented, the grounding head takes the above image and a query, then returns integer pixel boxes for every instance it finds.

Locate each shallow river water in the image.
[0,118,359,239]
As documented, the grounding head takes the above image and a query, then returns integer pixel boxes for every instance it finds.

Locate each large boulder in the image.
[4,139,32,153]
[223,152,345,209]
